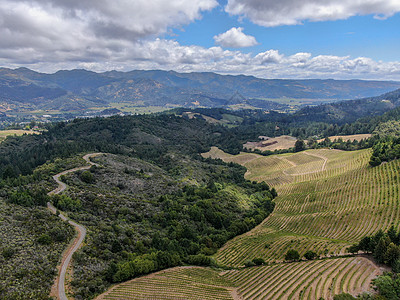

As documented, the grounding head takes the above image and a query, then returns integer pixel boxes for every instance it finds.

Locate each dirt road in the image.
[47,153,103,300]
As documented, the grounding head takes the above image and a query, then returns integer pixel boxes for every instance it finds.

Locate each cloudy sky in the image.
[1,0,400,80]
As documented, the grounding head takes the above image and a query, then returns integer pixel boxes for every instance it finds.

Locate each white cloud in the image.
[214,27,258,48]
[1,0,400,80]
[225,0,400,27]
[3,39,400,81]
[0,0,218,62]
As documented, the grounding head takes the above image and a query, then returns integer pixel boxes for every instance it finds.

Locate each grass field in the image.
[0,129,38,143]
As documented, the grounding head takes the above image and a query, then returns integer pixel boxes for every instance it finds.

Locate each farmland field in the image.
[0,129,38,142]
[96,267,238,300]
[202,147,400,266]
[97,257,381,300]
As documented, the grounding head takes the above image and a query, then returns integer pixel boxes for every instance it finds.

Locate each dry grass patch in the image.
[317,134,371,143]
[0,129,38,143]
[244,135,297,151]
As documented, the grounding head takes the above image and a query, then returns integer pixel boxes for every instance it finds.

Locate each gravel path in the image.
[47,153,103,300]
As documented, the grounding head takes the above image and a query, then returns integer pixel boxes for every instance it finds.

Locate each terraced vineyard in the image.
[97,257,381,300]
[96,267,237,300]
[202,147,400,267]
[224,256,380,299]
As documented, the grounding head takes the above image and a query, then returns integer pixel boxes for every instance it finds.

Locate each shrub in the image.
[2,247,15,259]
[252,258,265,265]
[285,249,300,261]
[304,250,318,260]
[37,234,52,245]
[80,170,94,183]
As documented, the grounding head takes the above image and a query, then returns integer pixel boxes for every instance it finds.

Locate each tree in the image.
[285,249,300,261]
[294,140,306,152]
[387,225,398,244]
[252,258,265,265]
[375,235,391,264]
[358,236,374,253]
[385,243,400,267]
[347,244,359,255]
[304,250,318,260]
[369,155,381,167]
[373,273,400,300]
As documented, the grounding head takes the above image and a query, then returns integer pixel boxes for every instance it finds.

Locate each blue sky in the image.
[172,7,400,62]
[1,0,400,80]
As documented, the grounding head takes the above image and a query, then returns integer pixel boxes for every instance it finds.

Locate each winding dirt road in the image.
[47,153,103,300]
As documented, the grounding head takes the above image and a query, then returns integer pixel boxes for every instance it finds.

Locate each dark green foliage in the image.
[1,247,15,259]
[369,137,400,166]
[354,227,400,270]
[294,140,306,152]
[333,293,356,300]
[80,170,94,183]
[37,234,52,245]
[186,254,215,266]
[347,244,359,254]
[373,273,400,300]
[285,249,300,261]
[50,194,81,211]
[252,258,265,265]
[304,250,318,260]
[375,236,391,264]
[6,188,48,207]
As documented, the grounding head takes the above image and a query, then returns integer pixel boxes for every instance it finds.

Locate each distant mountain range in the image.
[1,67,400,112]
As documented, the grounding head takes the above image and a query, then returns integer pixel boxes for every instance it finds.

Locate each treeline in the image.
[349,226,400,270]
[0,114,243,179]
[339,226,400,299]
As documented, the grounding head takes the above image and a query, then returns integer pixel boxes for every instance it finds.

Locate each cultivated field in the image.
[224,256,380,300]
[0,129,37,142]
[98,257,381,300]
[96,267,237,300]
[203,147,400,267]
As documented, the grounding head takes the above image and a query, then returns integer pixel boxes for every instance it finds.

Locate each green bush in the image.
[37,234,52,245]
[304,250,318,260]
[285,249,300,261]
